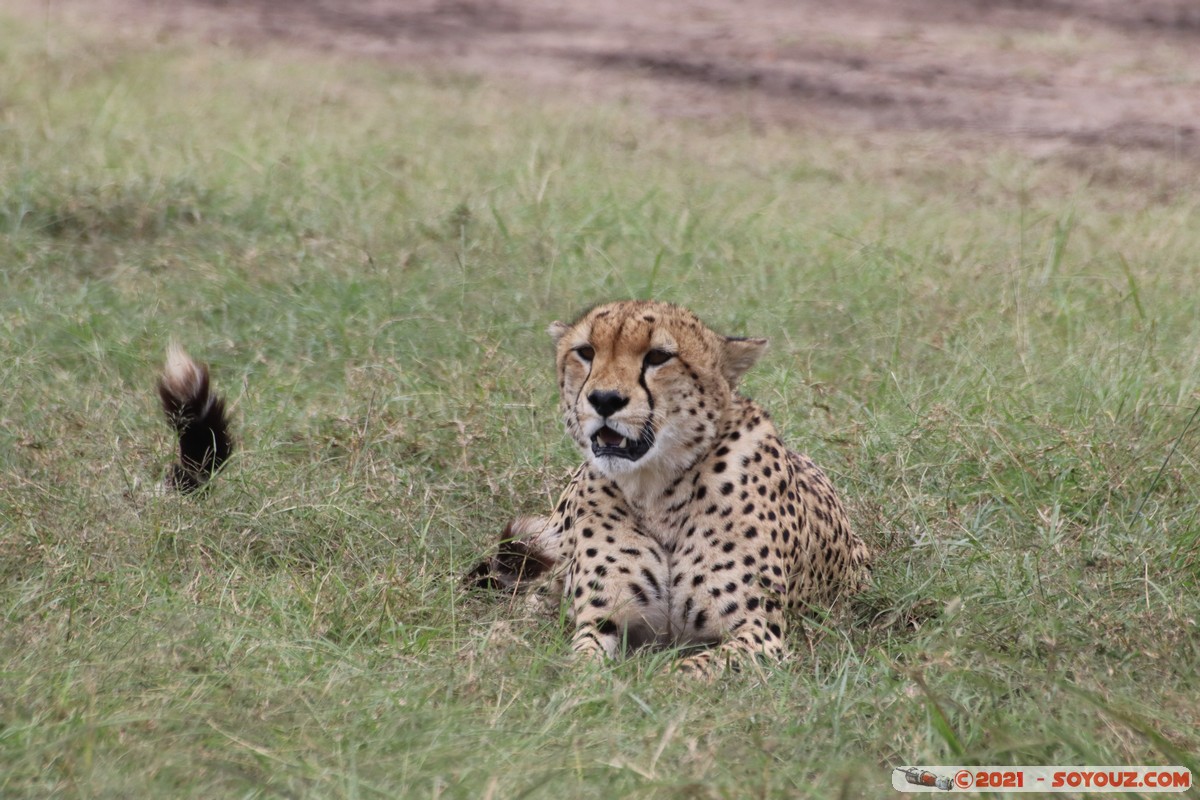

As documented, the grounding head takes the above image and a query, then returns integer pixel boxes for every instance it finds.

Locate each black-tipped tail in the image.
[465,517,557,592]
[158,344,233,493]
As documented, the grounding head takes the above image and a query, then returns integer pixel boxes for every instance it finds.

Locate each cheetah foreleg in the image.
[570,620,622,664]
[673,628,786,679]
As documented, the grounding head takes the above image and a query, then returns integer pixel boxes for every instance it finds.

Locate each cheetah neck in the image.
[625,397,756,501]
[601,398,759,511]
[608,460,684,512]
[607,427,722,512]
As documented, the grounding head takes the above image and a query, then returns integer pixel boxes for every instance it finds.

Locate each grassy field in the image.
[2,11,1199,798]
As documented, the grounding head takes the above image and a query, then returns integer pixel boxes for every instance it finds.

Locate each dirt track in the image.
[33,0,1200,160]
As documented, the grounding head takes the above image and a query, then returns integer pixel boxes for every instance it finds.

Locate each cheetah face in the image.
[573,344,668,467]
[549,301,767,482]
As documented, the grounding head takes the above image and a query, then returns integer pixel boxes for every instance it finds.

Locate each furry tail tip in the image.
[158,343,233,493]
[464,517,556,592]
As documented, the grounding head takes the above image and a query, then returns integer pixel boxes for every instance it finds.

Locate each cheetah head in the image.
[549,301,767,483]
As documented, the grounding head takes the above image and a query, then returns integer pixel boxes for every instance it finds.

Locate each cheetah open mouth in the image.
[591,424,654,461]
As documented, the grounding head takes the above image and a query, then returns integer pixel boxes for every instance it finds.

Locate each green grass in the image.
[2,11,1199,798]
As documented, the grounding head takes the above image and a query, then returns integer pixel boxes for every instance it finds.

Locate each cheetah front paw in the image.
[668,652,718,681]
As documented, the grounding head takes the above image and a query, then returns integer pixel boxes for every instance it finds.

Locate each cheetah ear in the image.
[722,337,768,385]
[547,321,570,343]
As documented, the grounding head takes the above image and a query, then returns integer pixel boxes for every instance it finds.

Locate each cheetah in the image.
[470,300,870,676]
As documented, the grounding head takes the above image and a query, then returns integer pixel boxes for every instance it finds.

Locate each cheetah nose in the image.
[587,390,629,418]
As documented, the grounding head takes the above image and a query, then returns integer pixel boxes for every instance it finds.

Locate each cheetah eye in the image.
[643,348,674,367]
[574,345,595,362]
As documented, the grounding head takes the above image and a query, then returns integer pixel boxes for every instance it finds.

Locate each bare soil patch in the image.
[25,0,1200,161]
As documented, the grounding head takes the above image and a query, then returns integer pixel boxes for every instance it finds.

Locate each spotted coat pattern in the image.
[475,301,870,677]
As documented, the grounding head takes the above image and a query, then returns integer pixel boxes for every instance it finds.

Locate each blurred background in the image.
[46,0,1200,163]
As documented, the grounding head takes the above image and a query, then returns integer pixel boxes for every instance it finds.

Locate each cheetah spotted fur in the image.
[471,300,870,677]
